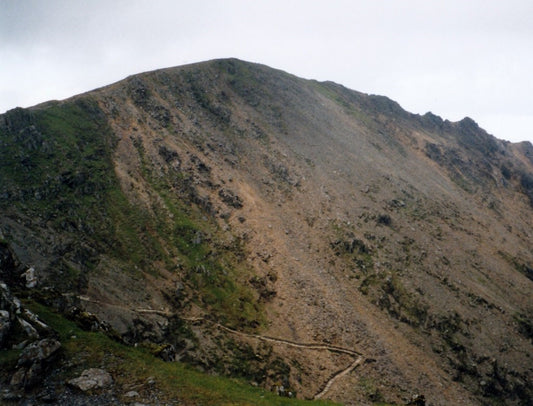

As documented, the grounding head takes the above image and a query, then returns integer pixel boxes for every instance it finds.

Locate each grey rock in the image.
[23,308,50,330]
[218,188,243,208]
[1,389,22,401]
[17,338,61,367]
[68,368,113,391]
[17,317,39,340]
[0,309,11,346]
[37,386,58,402]
[10,367,27,388]
[1,280,51,349]
[22,267,37,288]
[146,376,155,385]
[10,338,61,389]
[12,339,29,350]
[24,361,43,388]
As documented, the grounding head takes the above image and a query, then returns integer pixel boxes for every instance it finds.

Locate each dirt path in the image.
[212,321,363,399]
[313,356,362,399]
[208,323,363,399]
[76,295,363,399]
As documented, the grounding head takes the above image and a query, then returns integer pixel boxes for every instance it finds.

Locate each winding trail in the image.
[76,295,363,399]
[212,321,363,400]
[313,357,362,399]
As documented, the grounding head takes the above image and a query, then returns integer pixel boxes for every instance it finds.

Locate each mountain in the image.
[1,58,532,405]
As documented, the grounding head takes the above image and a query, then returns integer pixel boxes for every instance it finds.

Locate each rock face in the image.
[0,58,532,405]
[68,368,113,391]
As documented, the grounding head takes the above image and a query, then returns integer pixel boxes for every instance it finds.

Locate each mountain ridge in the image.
[1,58,532,405]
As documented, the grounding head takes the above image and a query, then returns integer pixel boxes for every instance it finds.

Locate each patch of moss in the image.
[378,275,429,327]
[357,376,386,403]
[329,222,374,276]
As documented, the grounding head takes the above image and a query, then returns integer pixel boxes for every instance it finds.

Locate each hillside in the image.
[1,58,532,405]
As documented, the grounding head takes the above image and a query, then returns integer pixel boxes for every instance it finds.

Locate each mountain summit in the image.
[1,58,532,405]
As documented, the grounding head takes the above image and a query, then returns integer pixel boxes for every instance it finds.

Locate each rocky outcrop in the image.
[0,282,53,348]
[1,280,61,393]
[0,241,54,350]
[218,188,243,208]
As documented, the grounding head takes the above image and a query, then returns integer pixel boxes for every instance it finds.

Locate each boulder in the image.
[0,309,11,346]
[22,267,37,288]
[124,390,139,398]
[0,281,18,314]
[17,338,61,367]
[10,338,61,389]
[9,368,26,388]
[68,368,113,391]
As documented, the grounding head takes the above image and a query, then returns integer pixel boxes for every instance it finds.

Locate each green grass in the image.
[0,99,115,241]
[24,302,337,406]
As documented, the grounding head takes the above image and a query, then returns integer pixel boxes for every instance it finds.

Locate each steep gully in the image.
[77,295,363,399]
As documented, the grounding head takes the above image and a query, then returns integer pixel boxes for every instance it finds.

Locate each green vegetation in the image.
[21,302,336,406]
[311,82,373,128]
[377,275,429,328]
[0,100,114,237]
[356,376,385,403]
[329,220,374,276]
[0,99,170,290]
[0,348,20,373]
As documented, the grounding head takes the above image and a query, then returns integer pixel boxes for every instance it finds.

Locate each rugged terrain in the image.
[1,58,532,405]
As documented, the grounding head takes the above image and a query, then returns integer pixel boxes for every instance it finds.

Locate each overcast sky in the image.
[1,0,532,143]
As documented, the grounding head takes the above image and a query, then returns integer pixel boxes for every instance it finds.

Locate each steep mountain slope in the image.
[1,58,532,405]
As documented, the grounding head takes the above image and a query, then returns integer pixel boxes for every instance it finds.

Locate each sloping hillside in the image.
[1,58,532,405]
